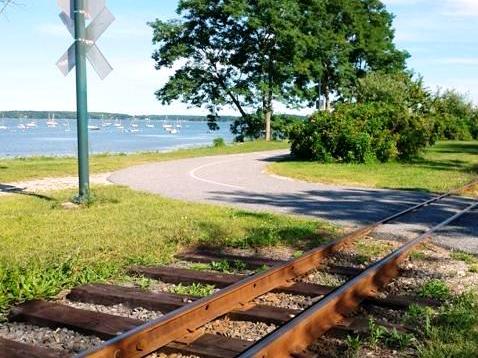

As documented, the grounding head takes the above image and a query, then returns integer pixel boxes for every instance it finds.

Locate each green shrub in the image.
[213,137,225,147]
[290,102,434,163]
[431,90,476,140]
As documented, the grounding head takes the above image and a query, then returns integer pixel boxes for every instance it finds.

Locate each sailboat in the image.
[46,113,58,128]
[101,115,113,127]
[26,118,37,128]
[17,117,26,130]
[64,119,71,132]
[0,116,7,130]
[145,117,154,128]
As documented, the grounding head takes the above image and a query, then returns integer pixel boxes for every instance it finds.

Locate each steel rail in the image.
[79,179,478,358]
[239,200,478,358]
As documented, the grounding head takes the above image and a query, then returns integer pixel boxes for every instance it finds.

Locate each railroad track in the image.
[1,181,477,358]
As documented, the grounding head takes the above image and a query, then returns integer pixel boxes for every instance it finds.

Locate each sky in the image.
[0,0,477,116]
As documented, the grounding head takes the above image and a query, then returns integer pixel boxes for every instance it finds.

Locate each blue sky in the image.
[0,0,477,115]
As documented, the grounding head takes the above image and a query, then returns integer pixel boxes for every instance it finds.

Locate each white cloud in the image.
[443,0,478,17]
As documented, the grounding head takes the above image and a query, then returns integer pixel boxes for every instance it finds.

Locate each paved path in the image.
[109,150,478,253]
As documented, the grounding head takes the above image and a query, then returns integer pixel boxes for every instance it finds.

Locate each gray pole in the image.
[73,0,90,202]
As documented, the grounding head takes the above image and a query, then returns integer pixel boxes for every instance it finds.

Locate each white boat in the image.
[26,120,37,128]
[46,114,58,128]
[88,125,100,131]
[130,128,140,133]
[101,116,113,127]
[170,128,178,134]
[64,119,71,132]
[145,117,154,128]
[131,116,139,128]
[113,118,123,127]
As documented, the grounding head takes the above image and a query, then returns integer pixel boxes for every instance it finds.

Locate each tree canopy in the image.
[150,0,408,140]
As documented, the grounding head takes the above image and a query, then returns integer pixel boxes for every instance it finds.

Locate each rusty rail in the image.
[79,180,478,358]
[239,201,478,357]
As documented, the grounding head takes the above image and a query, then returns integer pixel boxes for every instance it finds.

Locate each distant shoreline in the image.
[0,111,238,121]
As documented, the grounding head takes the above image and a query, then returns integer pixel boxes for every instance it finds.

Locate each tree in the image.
[0,0,15,14]
[150,0,304,141]
[292,0,409,109]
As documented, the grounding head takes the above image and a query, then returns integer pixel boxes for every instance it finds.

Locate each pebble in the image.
[0,322,103,353]
[63,300,163,321]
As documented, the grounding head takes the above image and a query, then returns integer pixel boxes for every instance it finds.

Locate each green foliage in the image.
[290,104,432,163]
[231,112,303,141]
[170,283,215,297]
[450,251,478,265]
[419,279,451,301]
[135,276,154,290]
[190,259,247,274]
[150,0,306,134]
[405,304,434,337]
[431,90,477,140]
[213,137,226,148]
[256,264,271,273]
[417,292,478,357]
[368,318,388,346]
[290,72,436,163]
[368,318,415,350]
[0,258,118,311]
[269,141,478,193]
[345,335,362,357]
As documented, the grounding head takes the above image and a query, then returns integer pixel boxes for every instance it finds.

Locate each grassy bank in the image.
[0,140,289,183]
[0,185,333,311]
[269,141,478,193]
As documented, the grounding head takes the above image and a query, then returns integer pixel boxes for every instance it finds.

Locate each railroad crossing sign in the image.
[56,0,115,202]
[56,0,115,79]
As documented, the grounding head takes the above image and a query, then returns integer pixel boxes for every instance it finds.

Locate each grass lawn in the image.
[0,140,289,183]
[268,141,478,194]
[0,185,334,312]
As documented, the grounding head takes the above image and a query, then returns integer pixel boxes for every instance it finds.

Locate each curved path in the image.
[109,150,478,253]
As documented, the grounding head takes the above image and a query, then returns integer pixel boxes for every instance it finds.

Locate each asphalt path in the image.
[109,150,478,253]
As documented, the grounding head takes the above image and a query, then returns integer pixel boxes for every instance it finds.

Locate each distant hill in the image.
[0,111,238,121]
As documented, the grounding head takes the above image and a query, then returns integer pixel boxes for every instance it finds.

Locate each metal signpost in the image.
[56,0,114,202]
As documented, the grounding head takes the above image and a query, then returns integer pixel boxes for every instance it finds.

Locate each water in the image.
[0,118,234,158]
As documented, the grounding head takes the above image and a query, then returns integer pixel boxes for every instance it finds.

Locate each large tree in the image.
[293,0,409,110]
[150,0,304,141]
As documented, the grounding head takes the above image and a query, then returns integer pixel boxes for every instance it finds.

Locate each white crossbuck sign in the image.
[56,0,115,80]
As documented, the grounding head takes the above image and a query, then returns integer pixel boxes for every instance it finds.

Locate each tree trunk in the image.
[324,84,330,111]
[265,109,272,141]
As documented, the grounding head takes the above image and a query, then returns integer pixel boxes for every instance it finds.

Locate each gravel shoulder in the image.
[0,173,112,197]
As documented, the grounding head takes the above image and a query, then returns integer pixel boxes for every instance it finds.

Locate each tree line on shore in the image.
[0,111,238,122]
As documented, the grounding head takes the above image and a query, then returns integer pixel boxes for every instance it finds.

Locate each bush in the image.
[213,137,225,147]
[431,90,476,140]
[290,102,434,163]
